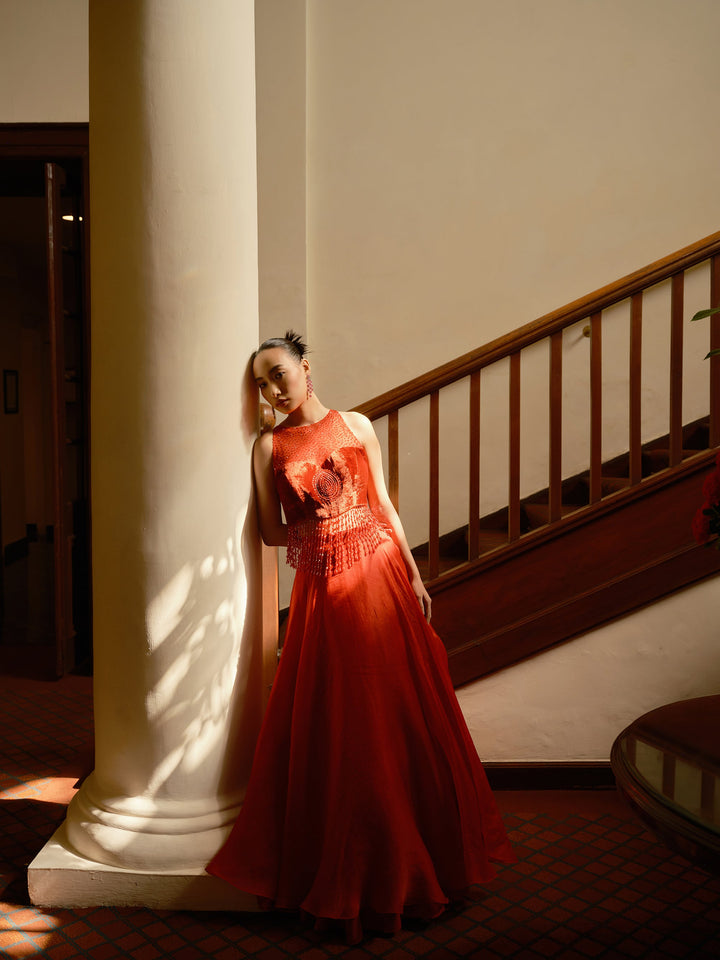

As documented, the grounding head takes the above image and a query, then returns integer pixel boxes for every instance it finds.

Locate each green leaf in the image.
[705,348,720,359]
[691,306,720,322]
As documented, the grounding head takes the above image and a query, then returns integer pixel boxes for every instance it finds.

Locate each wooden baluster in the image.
[669,272,684,467]
[629,293,643,485]
[468,371,481,560]
[590,312,603,503]
[509,352,521,540]
[711,254,720,447]
[428,391,440,579]
[388,409,399,511]
[549,332,563,523]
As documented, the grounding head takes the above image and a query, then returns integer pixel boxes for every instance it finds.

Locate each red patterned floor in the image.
[1,660,719,958]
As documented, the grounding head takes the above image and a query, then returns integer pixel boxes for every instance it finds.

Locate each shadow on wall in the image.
[136,356,267,808]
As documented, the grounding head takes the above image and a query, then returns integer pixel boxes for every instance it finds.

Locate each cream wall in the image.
[255,0,307,337]
[305,0,720,405]
[0,0,88,122]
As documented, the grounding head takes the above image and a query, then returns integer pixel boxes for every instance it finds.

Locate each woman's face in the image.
[253,346,308,414]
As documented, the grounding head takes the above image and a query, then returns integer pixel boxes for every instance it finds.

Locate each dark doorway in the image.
[0,126,91,678]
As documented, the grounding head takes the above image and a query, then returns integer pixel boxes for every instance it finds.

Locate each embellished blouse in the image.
[272,409,392,577]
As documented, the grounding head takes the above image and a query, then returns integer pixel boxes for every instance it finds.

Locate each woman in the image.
[207,332,515,941]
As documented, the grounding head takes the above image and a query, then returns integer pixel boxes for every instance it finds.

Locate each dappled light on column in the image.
[28,0,263,908]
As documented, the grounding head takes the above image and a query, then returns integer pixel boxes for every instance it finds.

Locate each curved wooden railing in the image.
[354,231,720,583]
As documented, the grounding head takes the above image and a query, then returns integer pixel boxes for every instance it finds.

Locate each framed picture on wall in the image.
[3,369,18,414]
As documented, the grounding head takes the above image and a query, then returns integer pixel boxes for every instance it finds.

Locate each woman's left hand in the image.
[411,573,432,622]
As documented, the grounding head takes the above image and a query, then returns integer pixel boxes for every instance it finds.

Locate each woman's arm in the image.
[341,411,432,622]
[252,432,288,547]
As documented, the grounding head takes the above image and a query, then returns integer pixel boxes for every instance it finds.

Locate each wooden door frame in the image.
[0,123,91,673]
[0,123,88,155]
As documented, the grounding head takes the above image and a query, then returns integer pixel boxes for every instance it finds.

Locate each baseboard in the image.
[484,761,615,791]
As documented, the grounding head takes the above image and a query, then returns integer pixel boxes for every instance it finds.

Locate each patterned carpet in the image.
[1,654,719,959]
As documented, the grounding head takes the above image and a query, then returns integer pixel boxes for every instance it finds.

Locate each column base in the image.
[28,823,259,912]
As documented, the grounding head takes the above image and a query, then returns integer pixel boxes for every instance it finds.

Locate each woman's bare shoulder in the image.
[338,410,374,440]
[253,430,274,462]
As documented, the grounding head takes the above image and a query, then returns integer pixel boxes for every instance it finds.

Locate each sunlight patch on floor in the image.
[0,778,78,804]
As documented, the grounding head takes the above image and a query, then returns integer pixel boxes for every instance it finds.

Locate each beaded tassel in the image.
[287,505,392,577]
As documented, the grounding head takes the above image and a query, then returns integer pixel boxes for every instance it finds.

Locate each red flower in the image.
[702,467,720,505]
[693,449,720,548]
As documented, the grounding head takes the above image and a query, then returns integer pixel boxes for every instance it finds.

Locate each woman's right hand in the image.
[411,572,432,622]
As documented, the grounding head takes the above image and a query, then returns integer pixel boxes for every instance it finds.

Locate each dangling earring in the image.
[306,374,314,399]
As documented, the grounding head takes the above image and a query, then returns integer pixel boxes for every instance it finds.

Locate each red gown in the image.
[207,410,515,941]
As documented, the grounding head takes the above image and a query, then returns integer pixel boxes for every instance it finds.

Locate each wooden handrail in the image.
[355,230,720,421]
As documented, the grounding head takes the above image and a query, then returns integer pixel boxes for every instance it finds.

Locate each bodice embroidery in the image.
[272,410,391,577]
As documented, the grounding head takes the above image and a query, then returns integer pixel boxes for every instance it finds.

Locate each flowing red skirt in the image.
[207,539,515,941]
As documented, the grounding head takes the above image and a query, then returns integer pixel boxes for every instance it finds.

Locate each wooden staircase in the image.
[411,418,712,573]
[354,232,720,686]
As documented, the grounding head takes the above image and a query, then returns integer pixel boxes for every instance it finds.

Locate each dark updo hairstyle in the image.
[253,330,308,364]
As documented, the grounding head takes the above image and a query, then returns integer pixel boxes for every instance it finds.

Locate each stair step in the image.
[601,476,631,494]
[682,418,710,450]
[414,528,513,578]
[642,448,702,474]
[415,556,472,579]
[476,529,511,552]
[643,449,670,473]
[644,417,710,453]
[523,502,582,528]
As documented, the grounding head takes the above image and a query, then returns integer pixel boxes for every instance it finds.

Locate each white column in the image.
[29,0,263,909]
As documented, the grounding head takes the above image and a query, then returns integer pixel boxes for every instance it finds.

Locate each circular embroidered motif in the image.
[313,468,342,503]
